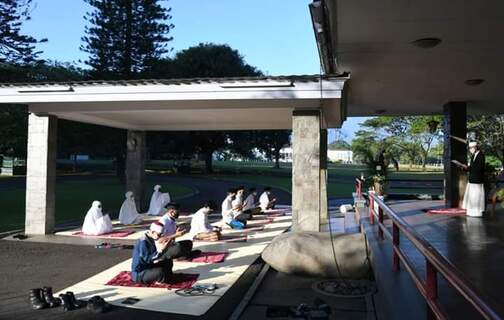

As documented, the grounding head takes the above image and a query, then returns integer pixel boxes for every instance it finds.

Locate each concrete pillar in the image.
[443,102,467,208]
[292,110,326,232]
[320,129,328,224]
[126,130,146,211]
[25,113,57,235]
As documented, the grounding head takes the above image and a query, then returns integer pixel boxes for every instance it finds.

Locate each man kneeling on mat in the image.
[159,203,199,259]
[189,201,221,241]
[131,222,174,284]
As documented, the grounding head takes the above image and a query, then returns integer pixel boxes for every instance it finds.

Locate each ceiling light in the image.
[464,79,485,86]
[411,38,442,49]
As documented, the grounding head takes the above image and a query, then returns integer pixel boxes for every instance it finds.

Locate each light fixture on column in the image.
[464,79,485,86]
[411,38,442,49]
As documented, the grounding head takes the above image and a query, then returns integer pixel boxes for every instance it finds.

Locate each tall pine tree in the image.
[0,0,46,64]
[81,0,174,79]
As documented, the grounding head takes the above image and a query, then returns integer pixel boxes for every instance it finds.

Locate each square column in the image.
[320,129,328,224]
[25,114,57,235]
[443,102,467,208]
[292,110,327,232]
[126,130,146,211]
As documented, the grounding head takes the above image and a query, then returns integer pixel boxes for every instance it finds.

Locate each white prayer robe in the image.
[259,191,270,210]
[119,191,143,225]
[82,201,113,235]
[147,185,171,216]
[189,208,213,238]
[462,151,485,217]
[221,196,234,224]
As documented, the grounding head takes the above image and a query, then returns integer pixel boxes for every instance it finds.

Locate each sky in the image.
[20,0,368,142]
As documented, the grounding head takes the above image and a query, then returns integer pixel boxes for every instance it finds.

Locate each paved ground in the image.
[362,200,504,319]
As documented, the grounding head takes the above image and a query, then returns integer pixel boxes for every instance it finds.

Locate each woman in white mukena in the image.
[82,201,113,235]
[461,142,486,217]
[119,191,144,225]
[147,185,171,216]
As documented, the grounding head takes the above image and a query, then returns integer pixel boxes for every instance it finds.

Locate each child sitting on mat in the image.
[222,189,247,229]
[131,222,174,284]
[189,201,221,241]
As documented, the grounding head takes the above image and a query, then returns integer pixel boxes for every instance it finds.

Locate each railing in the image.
[368,192,502,320]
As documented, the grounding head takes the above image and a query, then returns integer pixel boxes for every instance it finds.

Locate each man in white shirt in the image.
[221,189,247,229]
[159,203,198,259]
[259,187,277,211]
[189,201,221,241]
[233,186,252,221]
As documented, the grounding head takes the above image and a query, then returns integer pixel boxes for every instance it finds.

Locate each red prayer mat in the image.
[71,229,136,238]
[195,234,247,243]
[177,251,228,263]
[105,271,199,289]
[425,208,466,215]
[263,209,288,215]
[243,226,265,232]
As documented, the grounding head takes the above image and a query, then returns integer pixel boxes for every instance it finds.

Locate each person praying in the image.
[119,191,144,225]
[232,186,250,221]
[147,185,171,216]
[222,189,247,229]
[189,201,221,241]
[158,203,197,259]
[259,186,277,211]
[131,221,173,284]
[243,187,261,216]
[462,141,486,217]
[82,201,113,235]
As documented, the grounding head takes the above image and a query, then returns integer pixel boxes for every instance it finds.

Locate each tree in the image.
[81,0,174,79]
[0,62,85,158]
[254,130,291,169]
[468,115,504,168]
[0,0,46,64]
[409,116,442,170]
[146,43,262,173]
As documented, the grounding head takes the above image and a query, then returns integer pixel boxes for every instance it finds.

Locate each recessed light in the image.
[411,38,442,49]
[464,79,485,86]
[375,109,386,114]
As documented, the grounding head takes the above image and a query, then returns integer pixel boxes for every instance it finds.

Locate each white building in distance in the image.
[280,147,353,163]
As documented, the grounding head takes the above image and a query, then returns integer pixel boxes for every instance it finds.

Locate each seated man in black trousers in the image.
[131,221,174,284]
[159,203,199,259]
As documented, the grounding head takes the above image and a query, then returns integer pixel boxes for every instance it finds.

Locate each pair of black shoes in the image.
[59,291,87,311]
[87,296,111,313]
[29,287,61,310]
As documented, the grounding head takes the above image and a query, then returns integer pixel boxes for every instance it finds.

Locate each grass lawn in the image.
[0,177,193,233]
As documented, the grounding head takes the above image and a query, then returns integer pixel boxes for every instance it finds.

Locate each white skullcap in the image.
[125,191,133,199]
[469,141,478,148]
[154,185,161,191]
[150,221,164,234]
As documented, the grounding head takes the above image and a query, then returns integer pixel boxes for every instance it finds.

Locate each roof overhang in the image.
[310,0,504,116]
[0,75,349,131]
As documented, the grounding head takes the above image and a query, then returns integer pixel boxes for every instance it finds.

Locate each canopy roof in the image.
[0,74,348,130]
[311,0,504,116]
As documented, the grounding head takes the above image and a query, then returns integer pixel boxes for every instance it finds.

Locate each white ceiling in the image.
[325,0,504,116]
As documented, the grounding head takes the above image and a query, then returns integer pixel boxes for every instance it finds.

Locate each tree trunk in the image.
[72,155,78,173]
[204,151,213,173]
[115,152,126,182]
[274,149,280,169]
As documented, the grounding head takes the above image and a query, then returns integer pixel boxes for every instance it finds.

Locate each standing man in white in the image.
[461,142,486,217]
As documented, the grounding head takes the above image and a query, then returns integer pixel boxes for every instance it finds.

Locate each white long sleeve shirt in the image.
[221,195,234,223]
[259,192,270,210]
[189,208,213,238]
